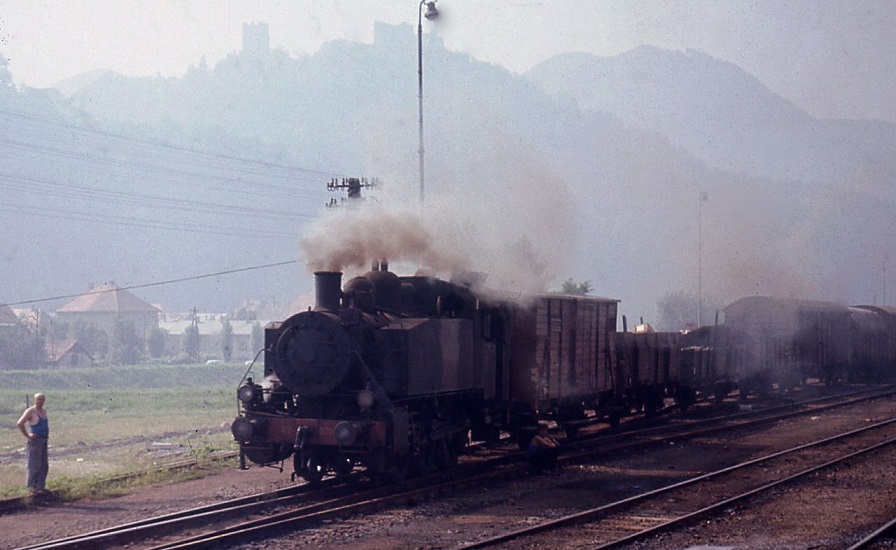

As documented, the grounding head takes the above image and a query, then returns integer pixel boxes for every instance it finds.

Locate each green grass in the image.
[0,363,255,499]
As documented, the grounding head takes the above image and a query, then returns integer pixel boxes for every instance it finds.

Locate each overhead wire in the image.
[0,106,344,181]
[1,259,301,308]
[0,105,346,233]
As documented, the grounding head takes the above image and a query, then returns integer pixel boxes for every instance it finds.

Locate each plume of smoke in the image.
[299,139,577,296]
[300,200,471,274]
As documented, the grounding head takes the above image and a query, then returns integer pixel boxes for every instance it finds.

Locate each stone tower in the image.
[242,22,270,57]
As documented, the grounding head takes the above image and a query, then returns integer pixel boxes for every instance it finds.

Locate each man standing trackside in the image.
[17,393,50,495]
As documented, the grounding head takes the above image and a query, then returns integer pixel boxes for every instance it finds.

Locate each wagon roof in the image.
[847,306,888,331]
[538,292,619,302]
[724,295,850,314]
[853,305,896,315]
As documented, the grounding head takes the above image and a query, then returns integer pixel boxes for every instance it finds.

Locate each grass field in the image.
[0,363,256,498]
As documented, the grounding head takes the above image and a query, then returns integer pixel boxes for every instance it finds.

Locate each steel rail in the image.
[458,417,896,548]
[848,514,896,549]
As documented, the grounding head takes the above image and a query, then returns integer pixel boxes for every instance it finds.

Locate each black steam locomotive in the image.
[232,265,503,482]
[232,267,896,483]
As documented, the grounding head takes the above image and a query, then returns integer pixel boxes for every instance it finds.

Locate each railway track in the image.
[457,412,896,548]
[16,384,894,549]
[849,515,896,549]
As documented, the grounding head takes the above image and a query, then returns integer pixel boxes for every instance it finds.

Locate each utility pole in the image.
[698,191,708,327]
[883,255,888,305]
[190,307,199,363]
[326,177,379,208]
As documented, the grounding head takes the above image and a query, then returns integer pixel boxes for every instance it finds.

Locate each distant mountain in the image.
[2,24,895,324]
[526,46,896,184]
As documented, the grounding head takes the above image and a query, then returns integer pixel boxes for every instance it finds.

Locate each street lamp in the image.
[698,191,708,326]
[418,0,439,206]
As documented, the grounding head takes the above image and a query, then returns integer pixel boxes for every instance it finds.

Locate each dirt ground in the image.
[0,464,296,550]
[3,397,896,549]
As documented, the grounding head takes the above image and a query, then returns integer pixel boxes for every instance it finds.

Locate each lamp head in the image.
[424,1,440,21]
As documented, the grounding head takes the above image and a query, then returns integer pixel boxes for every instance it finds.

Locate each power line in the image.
[0,107,346,180]
[0,202,302,237]
[2,259,300,308]
[0,171,317,224]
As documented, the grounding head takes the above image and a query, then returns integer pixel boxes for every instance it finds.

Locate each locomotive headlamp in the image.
[334,421,359,446]
[356,389,375,409]
[237,383,258,404]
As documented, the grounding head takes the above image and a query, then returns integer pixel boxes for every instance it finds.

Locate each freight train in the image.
[231,267,896,483]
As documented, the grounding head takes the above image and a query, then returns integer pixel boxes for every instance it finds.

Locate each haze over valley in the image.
[2,13,894,328]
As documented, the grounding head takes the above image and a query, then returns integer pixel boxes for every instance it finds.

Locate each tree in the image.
[221,318,234,362]
[559,278,592,295]
[250,322,264,360]
[656,290,724,331]
[48,319,70,342]
[109,318,143,365]
[146,326,167,359]
[0,323,44,369]
[72,320,109,359]
[182,324,200,363]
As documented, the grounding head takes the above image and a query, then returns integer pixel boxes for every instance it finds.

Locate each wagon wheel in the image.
[436,437,458,468]
[386,458,409,484]
[608,413,621,429]
[412,441,438,475]
[302,456,325,484]
[334,456,354,478]
[374,457,408,485]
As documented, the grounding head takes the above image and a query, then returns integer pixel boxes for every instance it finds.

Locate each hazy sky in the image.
[1,0,895,123]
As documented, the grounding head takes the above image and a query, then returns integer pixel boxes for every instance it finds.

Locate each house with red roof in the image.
[0,304,19,326]
[45,339,93,368]
[56,282,160,338]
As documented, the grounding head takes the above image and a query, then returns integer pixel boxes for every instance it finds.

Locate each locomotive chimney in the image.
[314,271,343,311]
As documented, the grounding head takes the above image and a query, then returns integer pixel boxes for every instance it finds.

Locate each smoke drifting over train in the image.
[299,145,578,297]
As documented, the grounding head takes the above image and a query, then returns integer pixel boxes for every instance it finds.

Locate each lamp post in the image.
[698,191,708,326]
[418,0,439,206]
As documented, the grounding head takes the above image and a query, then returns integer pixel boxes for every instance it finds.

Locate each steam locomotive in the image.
[232,266,501,482]
[231,267,896,483]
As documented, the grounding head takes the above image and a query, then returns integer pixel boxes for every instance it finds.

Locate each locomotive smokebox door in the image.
[275,311,352,396]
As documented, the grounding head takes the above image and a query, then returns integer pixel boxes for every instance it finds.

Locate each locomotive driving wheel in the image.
[334,456,354,478]
[411,440,439,475]
[295,453,325,483]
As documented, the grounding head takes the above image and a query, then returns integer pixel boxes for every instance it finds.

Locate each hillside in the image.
[2,23,894,324]
[526,46,896,184]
